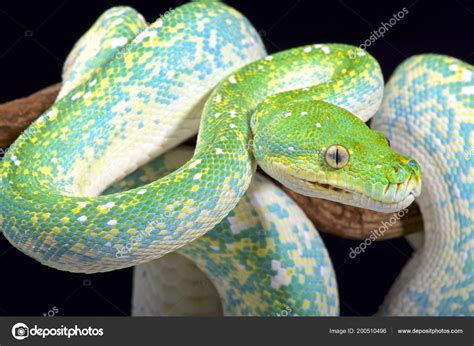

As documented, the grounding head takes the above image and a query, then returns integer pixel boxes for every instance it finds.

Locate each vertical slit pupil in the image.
[336,147,340,166]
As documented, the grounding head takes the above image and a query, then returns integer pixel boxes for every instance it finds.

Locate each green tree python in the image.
[1,1,472,316]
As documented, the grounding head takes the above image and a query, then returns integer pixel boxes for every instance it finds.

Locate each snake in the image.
[110,146,339,316]
[0,1,432,316]
[373,55,473,316]
[130,55,474,316]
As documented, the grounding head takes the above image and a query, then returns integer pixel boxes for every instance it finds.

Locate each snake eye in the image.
[325,144,350,169]
[386,138,391,147]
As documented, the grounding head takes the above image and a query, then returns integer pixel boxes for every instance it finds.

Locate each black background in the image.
[0,0,472,316]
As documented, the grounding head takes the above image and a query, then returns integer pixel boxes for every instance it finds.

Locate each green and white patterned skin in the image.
[373,55,473,316]
[109,147,338,316]
[0,2,426,315]
[133,251,224,316]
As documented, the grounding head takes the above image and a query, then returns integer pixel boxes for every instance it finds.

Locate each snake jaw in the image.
[301,178,420,213]
[266,161,421,213]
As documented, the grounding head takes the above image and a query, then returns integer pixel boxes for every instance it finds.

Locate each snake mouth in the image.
[264,161,421,213]
[295,177,421,213]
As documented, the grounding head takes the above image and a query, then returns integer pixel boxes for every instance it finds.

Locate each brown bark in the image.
[0,83,423,240]
[281,187,423,240]
[0,83,62,148]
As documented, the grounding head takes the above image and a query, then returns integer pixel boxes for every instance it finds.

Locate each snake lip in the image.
[296,178,419,213]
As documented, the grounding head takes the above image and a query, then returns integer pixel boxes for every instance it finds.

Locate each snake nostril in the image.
[384,163,409,183]
[391,163,403,175]
[408,159,418,170]
[405,159,419,174]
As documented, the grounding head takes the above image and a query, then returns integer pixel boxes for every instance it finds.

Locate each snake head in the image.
[251,100,422,213]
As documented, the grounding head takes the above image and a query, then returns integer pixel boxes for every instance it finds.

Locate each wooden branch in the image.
[0,83,61,148]
[281,187,423,240]
[0,83,423,240]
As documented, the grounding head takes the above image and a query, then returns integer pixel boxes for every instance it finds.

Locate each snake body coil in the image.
[0,2,434,316]
[1,3,267,272]
[374,55,473,316]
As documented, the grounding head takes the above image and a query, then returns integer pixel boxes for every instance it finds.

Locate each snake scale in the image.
[0,1,471,316]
